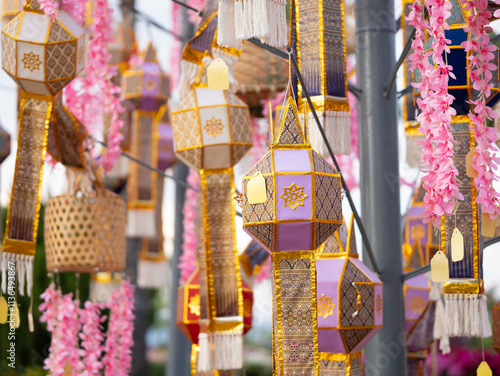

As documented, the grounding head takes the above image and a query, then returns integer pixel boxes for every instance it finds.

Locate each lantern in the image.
[316,215,382,375]
[172,7,251,372]
[176,268,253,345]
[291,0,351,156]
[1,0,22,25]
[1,0,84,298]
[47,96,88,168]
[122,44,170,238]
[240,241,270,279]
[136,105,175,289]
[241,97,342,375]
[494,301,500,354]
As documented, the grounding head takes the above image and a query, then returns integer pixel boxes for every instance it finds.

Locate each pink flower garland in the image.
[102,280,135,376]
[40,285,81,376]
[38,0,87,24]
[64,0,125,173]
[408,0,463,227]
[78,301,105,375]
[179,169,200,285]
[463,0,500,219]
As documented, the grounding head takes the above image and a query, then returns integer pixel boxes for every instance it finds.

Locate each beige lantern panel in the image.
[1,6,85,96]
[172,85,253,170]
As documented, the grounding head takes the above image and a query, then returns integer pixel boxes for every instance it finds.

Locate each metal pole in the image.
[166,162,192,376]
[355,1,407,375]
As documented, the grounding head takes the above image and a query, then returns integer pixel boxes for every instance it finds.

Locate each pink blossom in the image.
[462,0,500,219]
[407,0,463,227]
[78,301,105,375]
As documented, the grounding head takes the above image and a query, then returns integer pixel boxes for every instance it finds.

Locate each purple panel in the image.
[351,258,380,283]
[243,227,273,255]
[406,274,429,289]
[143,62,161,73]
[374,284,383,327]
[276,222,312,251]
[158,122,174,170]
[273,149,312,172]
[142,72,160,98]
[138,98,160,112]
[317,259,343,327]
[405,286,429,321]
[408,217,429,246]
[318,329,345,353]
[276,174,313,221]
[352,327,381,353]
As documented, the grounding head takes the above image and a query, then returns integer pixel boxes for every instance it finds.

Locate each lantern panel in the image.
[18,12,51,42]
[1,34,15,75]
[199,107,231,144]
[17,42,45,80]
[405,274,430,334]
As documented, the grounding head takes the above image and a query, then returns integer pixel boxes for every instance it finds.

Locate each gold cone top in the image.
[271,96,309,150]
[24,0,46,11]
[143,42,157,63]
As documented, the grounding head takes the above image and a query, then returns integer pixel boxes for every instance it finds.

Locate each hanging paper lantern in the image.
[291,0,351,156]
[403,183,441,268]
[122,44,170,238]
[240,241,270,279]
[44,178,127,274]
[241,97,342,375]
[47,96,88,168]
[173,7,252,372]
[315,215,382,375]
[493,301,500,354]
[108,17,136,71]
[1,0,22,25]
[156,104,175,170]
[176,268,253,344]
[1,0,85,298]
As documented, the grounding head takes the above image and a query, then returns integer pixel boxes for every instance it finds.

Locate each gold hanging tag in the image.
[481,213,496,238]
[466,150,478,178]
[451,227,464,262]
[477,361,492,376]
[13,301,20,329]
[431,251,449,283]
[247,172,267,204]
[0,296,7,324]
[207,58,229,90]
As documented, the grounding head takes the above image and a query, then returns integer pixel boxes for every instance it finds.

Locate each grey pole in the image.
[355,1,407,376]
[166,162,192,376]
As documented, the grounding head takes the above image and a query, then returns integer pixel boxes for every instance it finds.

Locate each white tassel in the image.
[479,294,492,338]
[211,329,243,370]
[137,258,169,289]
[439,336,450,354]
[305,110,351,157]
[17,254,25,297]
[217,0,241,48]
[197,332,212,372]
[179,60,202,99]
[127,209,156,238]
[1,252,8,294]
[253,0,269,38]
[25,256,34,297]
[444,293,492,338]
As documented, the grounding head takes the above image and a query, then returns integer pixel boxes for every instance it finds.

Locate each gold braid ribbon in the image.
[2,92,52,297]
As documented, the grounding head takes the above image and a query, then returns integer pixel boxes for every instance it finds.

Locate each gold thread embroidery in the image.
[21,51,42,71]
[204,117,224,137]
[280,183,308,210]
[188,294,201,317]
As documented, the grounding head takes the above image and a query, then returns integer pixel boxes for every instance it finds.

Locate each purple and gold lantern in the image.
[122,44,170,238]
[316,215,383,375]
[241,97,342,375]
[1,0,84,298]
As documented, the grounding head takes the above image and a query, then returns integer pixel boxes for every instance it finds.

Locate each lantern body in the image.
[242,98,343,253]
[44,189,127,273]
[122,45,170,112]
[173,85,253,170]
[155,105,175,170]
[1,0,21,25]
[494,302,500,354]
[177,269,253,345]
[404,274,430,334]
[2,4,85,96]
[316,247,383,353]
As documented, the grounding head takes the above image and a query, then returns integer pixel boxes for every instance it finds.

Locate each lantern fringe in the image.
[406,134,424,168]
[137,258,168,289]
[430,282,450,354]
[127,209,156,238]
[217,0,242,49]
[211,328,243,370]
[197,332,211,372]
[260,0,288,48]
[0,252,33,297]
[443,293,492,338]
[303,110,351,156]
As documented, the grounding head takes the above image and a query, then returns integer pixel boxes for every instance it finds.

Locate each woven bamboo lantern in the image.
[47,96,87,168]
[176,268,253,344]
[241,97,342,375]
[316,215,382,376]
[1,0,84,298]
[44,184,126,273]
[494,301,500,354]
